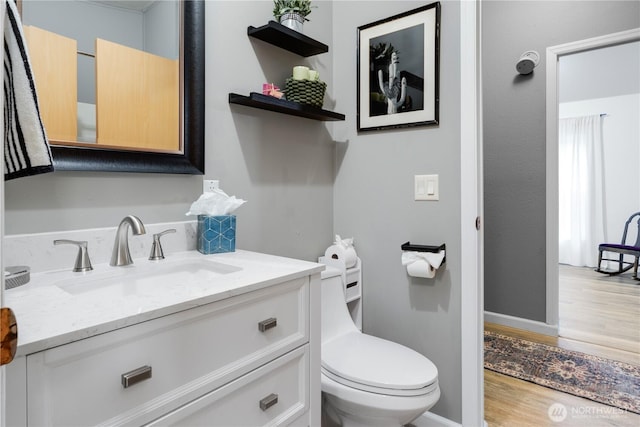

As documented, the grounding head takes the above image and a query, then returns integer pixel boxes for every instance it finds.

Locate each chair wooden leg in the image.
[596,250,604,273]
[618,253,625,273]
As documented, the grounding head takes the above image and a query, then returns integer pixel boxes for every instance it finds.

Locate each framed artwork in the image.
[357,2,440,132]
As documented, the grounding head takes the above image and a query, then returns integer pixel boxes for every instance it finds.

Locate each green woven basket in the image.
[285,78,326,108]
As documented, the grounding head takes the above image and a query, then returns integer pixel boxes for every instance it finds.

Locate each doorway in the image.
[545,29,640,351]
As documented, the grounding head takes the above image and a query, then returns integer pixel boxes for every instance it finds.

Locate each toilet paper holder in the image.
[401,242,446,264]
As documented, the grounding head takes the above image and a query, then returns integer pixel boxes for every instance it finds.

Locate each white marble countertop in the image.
[5,250,324,356]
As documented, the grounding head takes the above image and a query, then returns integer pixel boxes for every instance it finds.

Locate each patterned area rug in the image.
[484,331,640,414]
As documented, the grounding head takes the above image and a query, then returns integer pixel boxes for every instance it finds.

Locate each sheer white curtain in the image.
[558,115,606,267]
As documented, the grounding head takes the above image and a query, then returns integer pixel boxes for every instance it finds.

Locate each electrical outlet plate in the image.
[203,180,219,193]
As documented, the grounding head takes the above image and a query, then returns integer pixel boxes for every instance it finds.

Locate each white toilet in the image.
[320,267,440,427]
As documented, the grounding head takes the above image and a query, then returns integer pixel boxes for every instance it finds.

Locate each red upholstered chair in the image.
[596,212,640,280]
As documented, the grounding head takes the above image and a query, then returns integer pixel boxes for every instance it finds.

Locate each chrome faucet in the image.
[54,239,93,272]
[110,215,146,266]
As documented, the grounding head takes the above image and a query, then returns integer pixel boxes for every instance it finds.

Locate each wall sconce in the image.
[516,50,540,75]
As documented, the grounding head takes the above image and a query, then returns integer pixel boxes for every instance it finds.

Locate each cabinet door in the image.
[147,346,309,427]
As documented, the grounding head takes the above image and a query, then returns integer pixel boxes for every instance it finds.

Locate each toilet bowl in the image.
[320,267,440,427]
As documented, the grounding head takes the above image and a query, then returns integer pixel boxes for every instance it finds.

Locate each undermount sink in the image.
[55,258,242,297]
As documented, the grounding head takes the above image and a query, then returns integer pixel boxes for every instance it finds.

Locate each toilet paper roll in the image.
[325,244,358,268]
[406,259,436,279]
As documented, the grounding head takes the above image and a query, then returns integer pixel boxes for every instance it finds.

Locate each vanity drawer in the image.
[26,277,309,426]
[147,345,309,427]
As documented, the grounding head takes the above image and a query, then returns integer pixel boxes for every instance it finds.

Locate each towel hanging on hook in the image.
[3,0,54,181]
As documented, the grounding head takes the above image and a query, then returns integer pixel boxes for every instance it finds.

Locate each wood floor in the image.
[559,264,640,353]
[484,323,640,427]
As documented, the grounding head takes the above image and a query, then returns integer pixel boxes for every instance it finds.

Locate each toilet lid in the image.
[322,332,438,396]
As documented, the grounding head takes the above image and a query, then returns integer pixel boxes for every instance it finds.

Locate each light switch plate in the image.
[415,175,439,201]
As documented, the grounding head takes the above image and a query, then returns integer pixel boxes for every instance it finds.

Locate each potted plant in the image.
[273,0,315,33]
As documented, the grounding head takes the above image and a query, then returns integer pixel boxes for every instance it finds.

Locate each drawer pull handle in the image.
[121,365,152,388]
[259,393,279,411]
[258,317,277,332]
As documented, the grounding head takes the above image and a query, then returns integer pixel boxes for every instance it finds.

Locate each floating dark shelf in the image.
[229,92,345,122]
[247,21,329,57]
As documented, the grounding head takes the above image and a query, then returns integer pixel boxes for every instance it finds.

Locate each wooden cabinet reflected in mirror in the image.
[18,0,204,174]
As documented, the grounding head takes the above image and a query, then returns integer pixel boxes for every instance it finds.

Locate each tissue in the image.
[401,250,445,278]
[186,188,246,216]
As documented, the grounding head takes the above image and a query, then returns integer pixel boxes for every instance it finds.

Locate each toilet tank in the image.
[321,267,359,343]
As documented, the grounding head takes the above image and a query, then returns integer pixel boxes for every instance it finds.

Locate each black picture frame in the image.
[357,2,440,132]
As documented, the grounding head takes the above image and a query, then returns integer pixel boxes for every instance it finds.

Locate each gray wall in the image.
[482,1,640,321]
[206,1,335,261]
[332,1,462,421]
[144,1,180,59]
[6,1,335,263]
[559,41,640,103]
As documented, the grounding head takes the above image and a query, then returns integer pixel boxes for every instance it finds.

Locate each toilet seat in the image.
[322,332,438,397]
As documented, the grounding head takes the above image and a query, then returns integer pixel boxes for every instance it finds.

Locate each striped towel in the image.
[3,0,53,180]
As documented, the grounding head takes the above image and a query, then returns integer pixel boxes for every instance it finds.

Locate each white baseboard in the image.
[484,311,558,336]
[411,411,461,427]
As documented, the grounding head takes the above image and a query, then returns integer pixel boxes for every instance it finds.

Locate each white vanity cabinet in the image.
[6,271,320,427]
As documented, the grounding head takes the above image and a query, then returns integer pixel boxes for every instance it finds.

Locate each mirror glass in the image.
[19,0,204,174]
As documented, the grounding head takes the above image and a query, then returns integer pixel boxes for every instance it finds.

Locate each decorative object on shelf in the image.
[286,65,325,106]
[280,13,304,33]
[357,2,440,132]
[273,0,315,33]
[292,66,320,81]
[263,83,278,95]
[292,65,310,80]
[285,78,326,108]
[262,83,284,99]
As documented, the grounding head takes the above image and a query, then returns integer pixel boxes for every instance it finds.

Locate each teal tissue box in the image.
[197,215,236,254]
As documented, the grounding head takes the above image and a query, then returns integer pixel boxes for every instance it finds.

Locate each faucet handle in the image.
[149,229,176,261]
[54,240,93,272]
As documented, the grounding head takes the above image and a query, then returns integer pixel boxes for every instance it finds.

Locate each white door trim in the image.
[461,1,483,425]
[545,28,640,328]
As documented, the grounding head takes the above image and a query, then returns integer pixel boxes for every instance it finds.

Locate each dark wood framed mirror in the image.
[20,0,205,174]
